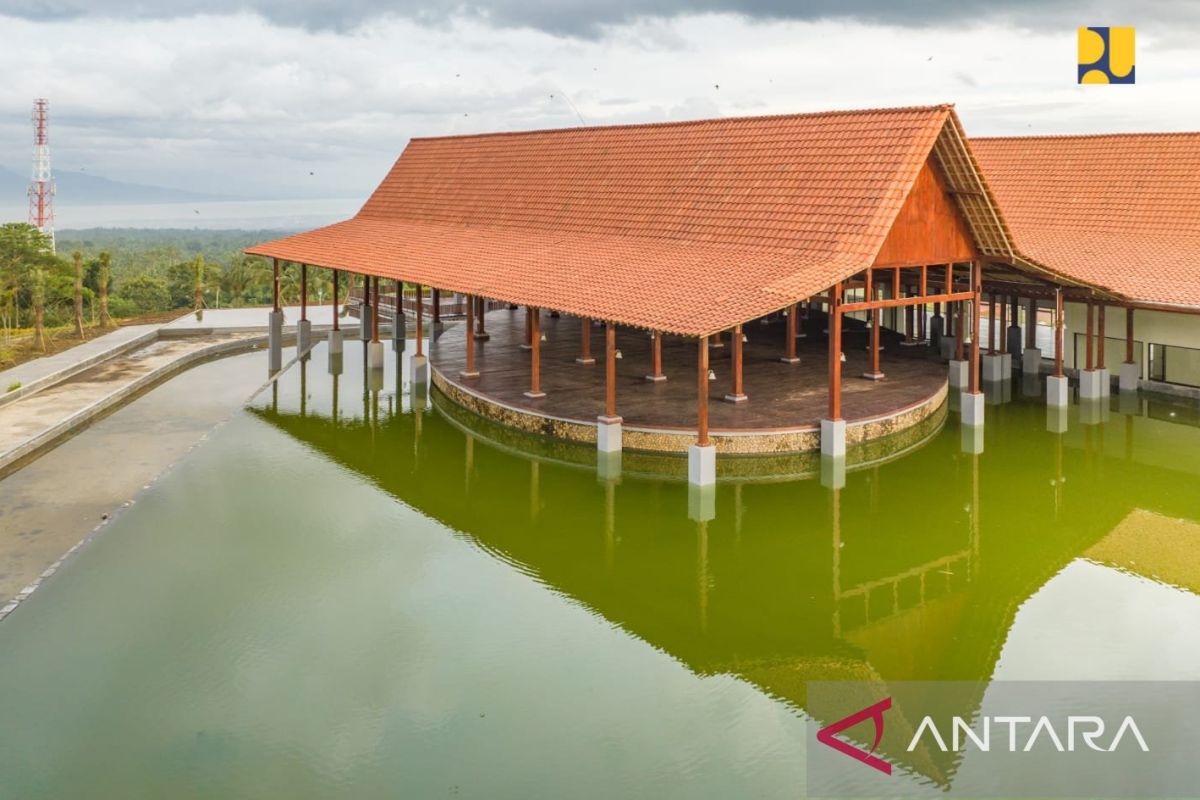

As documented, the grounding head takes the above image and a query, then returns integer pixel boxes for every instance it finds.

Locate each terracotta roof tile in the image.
[973,133,1200,308]
[250,105,959,335]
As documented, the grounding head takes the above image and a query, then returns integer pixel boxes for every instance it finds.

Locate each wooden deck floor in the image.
[429,310,945,431]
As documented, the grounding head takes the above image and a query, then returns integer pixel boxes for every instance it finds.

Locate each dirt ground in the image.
[0,312,189,372]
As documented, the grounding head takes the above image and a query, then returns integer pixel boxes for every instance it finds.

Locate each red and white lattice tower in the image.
[28,98,56,253]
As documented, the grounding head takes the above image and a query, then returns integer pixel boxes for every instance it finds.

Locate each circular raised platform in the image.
[429,310,948,456]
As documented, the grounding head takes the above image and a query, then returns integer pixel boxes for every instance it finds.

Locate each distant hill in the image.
[0,165,237,205]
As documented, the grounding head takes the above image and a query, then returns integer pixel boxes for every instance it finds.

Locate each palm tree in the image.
[98,251,112,326]
[72,251,85,338]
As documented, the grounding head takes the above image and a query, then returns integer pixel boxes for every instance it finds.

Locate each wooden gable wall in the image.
[873,157,976,268]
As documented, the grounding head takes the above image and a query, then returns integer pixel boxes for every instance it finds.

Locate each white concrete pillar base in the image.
[961,423,984,454]
[359,306,372,341]
[410,354,429,386]
[268,310,284,373]
[982,353,1005,383]
[597,450,622,482]
[597,416,623,453]
[327,328,344,354]
[297,318,312,353]
[948,359,968,389]
[1079,369,1103,399]
[1046,374,1069,407]
[1047,404,1069,434]
[1000,352,1012,375]
[724,393,748,403]
[820,418,847,458]
[962,391,985,427]
[1022,347,1042,375]
[1080,398,1109,426]
[779,356,801,365]
[367,340,385,370]
[1119,361,1140,393]
[576,357,596,365]
[644,373,666,382]
[820,455,846,490]
[1095,367,1111,396]
[688,443,716,487]
[899,339,924,347]
[688,483,715,521]
[327,350,343,376]
[860,371,885,381]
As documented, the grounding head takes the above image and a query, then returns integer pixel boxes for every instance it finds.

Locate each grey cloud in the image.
[0,0,1175,37]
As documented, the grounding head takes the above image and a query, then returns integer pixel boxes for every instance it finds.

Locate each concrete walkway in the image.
[0,306,330,476]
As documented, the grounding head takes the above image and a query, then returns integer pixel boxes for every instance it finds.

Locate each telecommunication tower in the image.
[28,98,56,252]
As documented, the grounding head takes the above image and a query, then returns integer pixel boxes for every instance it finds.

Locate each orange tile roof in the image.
[251,105,985,335]
[973,132,1200,309]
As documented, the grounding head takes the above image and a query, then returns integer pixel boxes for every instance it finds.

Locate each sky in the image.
[0,0,1198,201]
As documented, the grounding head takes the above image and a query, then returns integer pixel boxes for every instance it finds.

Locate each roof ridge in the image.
[973,130,1200,142]
[409,103,956,143]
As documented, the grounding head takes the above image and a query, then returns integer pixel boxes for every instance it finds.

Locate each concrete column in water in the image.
[597,322,623,455]
[268,257,283,373]
[1047,288,1069,407]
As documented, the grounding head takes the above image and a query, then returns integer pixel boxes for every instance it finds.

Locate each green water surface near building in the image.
[1,338,1199,798]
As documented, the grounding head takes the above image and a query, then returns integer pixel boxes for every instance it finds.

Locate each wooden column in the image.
[1085,301,1095,370]
[606,323,618,418]
[521,307,533,350]
[474,297,489,340]
[956,301,965,361]
[828,282,843,420]
[332,269,340,331]
[300,264,307,321]
[577,318,595,365]
[726,324,747,402]
[431,288,440,325]
[987,294,997,354]
[1026,297,1037,349]
[998,294,1008,354]
[969,261,981,394]
[394,280,403,332]
[697,335,710,446]
[646,330,665,381]
[1097,302,1106,370]
[1125,307,1135,363]
[414,283,423,357]
[904,300,915,343]
[525,309,545,398]
[461,295,479,379]
[271,258,280,312]
[782,305,800,364]
[371,276,380,343]
[1055,289,1065,378]
[864,304,883,380]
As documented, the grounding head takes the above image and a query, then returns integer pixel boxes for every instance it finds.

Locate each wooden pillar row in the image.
[726,324,747,402]
[525,308,545,398]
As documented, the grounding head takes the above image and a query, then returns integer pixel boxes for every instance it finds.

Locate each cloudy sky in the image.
[0,0,1197,201]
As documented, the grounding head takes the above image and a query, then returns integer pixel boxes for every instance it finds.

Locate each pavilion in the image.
[248,104,1137,485]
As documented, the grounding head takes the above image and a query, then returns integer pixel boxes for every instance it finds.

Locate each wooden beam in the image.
[461,295,479,379]
[577,318,595,365]
[969,261,981,394]
[414,283,423,357]
[646,330,665,381]
[726,324,747,402]
[606,323,617,417]
[838,289,974,313]
[525,309,545,398]
[828,281,843,420]
[1125,307,1135,364]
[1055,289,1065,378]
[332,269,339,332]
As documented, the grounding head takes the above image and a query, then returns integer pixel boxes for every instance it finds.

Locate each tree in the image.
[98,251,112,326]
[118,274,171,312]
[0,223,56,350]
[192,255,205,313]
[72,251,85,338]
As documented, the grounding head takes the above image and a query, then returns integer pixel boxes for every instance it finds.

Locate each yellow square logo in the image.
[1079,27,1135,83]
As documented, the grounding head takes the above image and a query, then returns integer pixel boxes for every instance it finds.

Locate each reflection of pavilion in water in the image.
[256,339,1200,785]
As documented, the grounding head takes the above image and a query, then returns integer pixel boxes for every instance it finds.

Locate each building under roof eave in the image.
[247,104,1113,337]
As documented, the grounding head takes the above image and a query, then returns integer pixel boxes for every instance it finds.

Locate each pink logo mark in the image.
[816,697,893,775]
